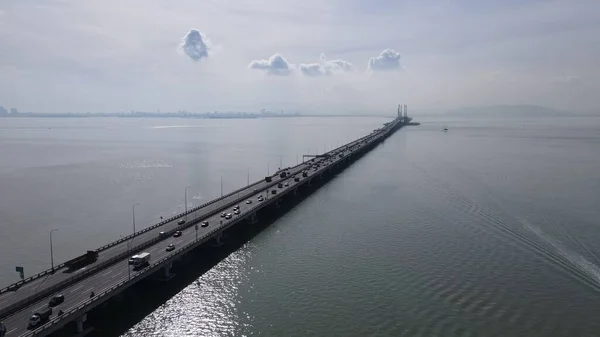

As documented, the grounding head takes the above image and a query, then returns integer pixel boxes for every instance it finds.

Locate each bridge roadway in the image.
[0,116,404,336]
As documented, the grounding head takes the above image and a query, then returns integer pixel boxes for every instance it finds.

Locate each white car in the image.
[234,209,240,215]
[225,213,232,219]
[246,200,252,204]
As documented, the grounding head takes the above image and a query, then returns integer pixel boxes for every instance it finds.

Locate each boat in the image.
[441,127,448,131]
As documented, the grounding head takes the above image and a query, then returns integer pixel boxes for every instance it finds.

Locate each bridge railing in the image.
[25,199,275,337]
[0,160,316,298]
[0,160,314,319]
[24,117,404,336]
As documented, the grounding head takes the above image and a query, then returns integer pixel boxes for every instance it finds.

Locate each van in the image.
[159,231,167,238]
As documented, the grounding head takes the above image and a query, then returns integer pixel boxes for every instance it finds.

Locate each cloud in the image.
[248,54,294,76]
[299,54,353,77]
[179,29,211,61]
[367,49,402,71]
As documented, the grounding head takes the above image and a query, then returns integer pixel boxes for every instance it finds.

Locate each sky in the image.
[0,0,599,114]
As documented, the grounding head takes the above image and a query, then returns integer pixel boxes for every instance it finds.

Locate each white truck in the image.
[131,252,151,270]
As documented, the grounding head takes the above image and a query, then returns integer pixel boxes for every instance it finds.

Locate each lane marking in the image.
[83,287,94,294]
[69,285,83,293]
[34,303,48,311]
[7,327,17,335]
[111,271,123,278]
[101,270,113,277]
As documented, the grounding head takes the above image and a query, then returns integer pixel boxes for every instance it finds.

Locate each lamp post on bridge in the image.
[220,176,223,197]
[267,161,271,176]
[185,185,191,220]
[50,229,59,272]
[247,168,250,186]
[127,240,132,281]
[132,203,140,235]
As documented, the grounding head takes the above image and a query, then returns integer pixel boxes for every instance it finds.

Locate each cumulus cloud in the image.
[179,29,211,61]
[248,54,294,76]
[299,54,353,77]
[367,49,402,71]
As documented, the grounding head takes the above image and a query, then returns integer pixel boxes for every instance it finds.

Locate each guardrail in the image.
[0,160,314,298]
[0,159,314,320]
[23,117,404,336]
[25,199,273,337]
[0,263,68,296]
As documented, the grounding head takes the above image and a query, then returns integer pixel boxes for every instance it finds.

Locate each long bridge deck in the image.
[0,116,408,337]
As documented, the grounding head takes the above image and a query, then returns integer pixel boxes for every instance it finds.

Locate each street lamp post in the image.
[50,229,59,272]
[185,185,191,220]
[267,161,271,175]
[220,176,223,197]
[247,168,250,186]
[132,203,140,235]
[127,240,131,281]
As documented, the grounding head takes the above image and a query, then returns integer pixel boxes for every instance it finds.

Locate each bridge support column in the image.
[293,188,298,195]
[249,213,258,224]
[213,232,224,246]
[76,314,87,333]
[164,262,172,278]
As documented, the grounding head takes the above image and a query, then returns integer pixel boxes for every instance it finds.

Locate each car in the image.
[221,212,226,218]
[284,182,289,187]
[159,231,167,238]
[48,294,64,307]
[178,219,185,225]
[234,209,240,215]
[246,200,252,204]
[271,189,277,195]
[173,231,182,237]
[258,196,264,202]
[166,244,175,252]
[278,183,283,188]
[225,213,232,219]
[201,221,209,228]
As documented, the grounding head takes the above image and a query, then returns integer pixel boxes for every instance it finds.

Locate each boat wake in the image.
[517,217,600,290]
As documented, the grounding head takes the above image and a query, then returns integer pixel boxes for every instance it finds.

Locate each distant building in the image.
[10,108,19,115]
[0,106,7,115]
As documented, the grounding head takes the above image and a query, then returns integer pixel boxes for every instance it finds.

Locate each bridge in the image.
[0,113,411,337]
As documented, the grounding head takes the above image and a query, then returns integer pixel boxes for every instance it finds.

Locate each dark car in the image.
[201,221,209,228]
[173,231,182,237]
[48,294,64,307]
[271,189,277,195]
[178,219,186,225]
[166,244,175,252]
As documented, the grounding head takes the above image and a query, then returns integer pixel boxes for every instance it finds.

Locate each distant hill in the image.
[446,105,572,117]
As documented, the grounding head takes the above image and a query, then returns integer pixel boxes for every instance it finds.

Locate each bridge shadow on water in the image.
[55,170,340,337]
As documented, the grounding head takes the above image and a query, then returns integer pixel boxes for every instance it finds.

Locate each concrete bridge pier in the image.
[213,232,224,247]
[164,262,172,278]
[249,212,258,224]
[75,314,87,333]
